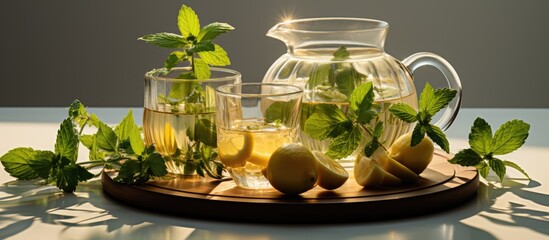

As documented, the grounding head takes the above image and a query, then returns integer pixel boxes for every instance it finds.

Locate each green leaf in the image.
[502,160,531,180]
[332,46,350,60]
[265,100,297,124]
[144,153,168,177]
[489,158,506,182]
[197,44,230,66]
[28,156,53,179]
[448,148,482,166]
[411,124,426,147]
[357,110,377,125]
[168,81,197,100]
[55,118,79,161]
[177,5,200,37]
[326,126,361,159]
[114,160,141,183]
[363,140,380,158]
[0,148,54,180]
[164,51,186,70]
[96,122,118,152]
[349,82,374,115]
[306,64,330,90]
[193,58,211,79]
[333,68,356,97]
[373,122,384,138]
[491,120,530,155]
[418,82,436,115]
[79,134,94,149]
[129,128,145,155]
[194,118,217,147]
[198,22,235,42]
[476,161,490,178]
[188,41,215,54]
[138,32,187,48]
[469,117,493,156]
[303,104,352,140]
[55,163,91,193]
[115,110,136,141]
[425,124,450,153]
[76,164,94,181]
[389,103,418,123]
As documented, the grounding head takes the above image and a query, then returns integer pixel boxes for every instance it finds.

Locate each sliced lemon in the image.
[312,151,349,190]
[218,132,254,168]
[354,154,401,187]
[372,149,419,182]
[246,151,270,167]
[389,132,434,174]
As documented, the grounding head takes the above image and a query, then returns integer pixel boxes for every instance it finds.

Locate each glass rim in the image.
[272,17,389,34]
[145,67,241,83]
[215,83,304,98]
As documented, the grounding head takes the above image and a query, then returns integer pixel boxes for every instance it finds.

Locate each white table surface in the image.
[0,108,548,240]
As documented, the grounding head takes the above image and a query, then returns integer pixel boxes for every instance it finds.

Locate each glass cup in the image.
[215,83,303,189]
[143,67,241,175]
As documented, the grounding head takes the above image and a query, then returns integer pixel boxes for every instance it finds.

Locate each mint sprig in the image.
[304,82,385,158]
[449,118,530,181]
[0,100,169,192]
[389,82,457,153]
[138,4,233,78]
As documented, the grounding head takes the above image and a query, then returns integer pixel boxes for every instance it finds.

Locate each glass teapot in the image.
[262,18,462,163]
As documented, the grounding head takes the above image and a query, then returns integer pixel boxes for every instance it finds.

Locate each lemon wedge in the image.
[354,154,401,187]
[246,151,270,167]
[312,151,349,190]
[372,149,419,182]
[218,132,254,168]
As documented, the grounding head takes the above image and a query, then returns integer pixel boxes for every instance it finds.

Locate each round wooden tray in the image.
[102,150,478,223]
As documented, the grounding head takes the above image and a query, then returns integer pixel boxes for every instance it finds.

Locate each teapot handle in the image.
[402,52,462,131]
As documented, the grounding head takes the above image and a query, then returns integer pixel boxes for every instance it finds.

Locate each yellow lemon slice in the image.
[372,149,419,182]
[389,132,434,174]
[354,154,401,187]
[218,132,254,168]
[246,151,270,167]
[312,151,349,190]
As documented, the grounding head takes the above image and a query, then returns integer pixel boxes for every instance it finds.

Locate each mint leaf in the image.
[332,46,350,60]
[469,117,493,156]
[80,134,94,149]
[165,51,186,70]
[55,162,92,193]
[304,104,352,140]
[96,122,118,152]
[198,22,235,42]
[115,160,141,183]
[28,155,54,179]
[129,127,145,155]
[115,110,136,141]
[489,158,506,182]
[138,33,186,48]
[373,122,384,138]
[306,64,330,89]
[425,124,450,153]
[349,82,374,115]
[265,100,297,124]
[363,140,380,158]
[326,125,361,159]
[55,118,79,161]
[449,148,482,166]
[418,82,436,115]
[429,88,457,116]
[195,118,217,147]
[503,160,531,180]
[144,153,168,177]
[389,103,418,123]
[194,58,211,79]
[476,161,490,178]
[188,41,215,54]
[197,44,230,66]
[491,120,530,155]
[411,124,426,146]
[1,148,54,180]
[178,5,200,37]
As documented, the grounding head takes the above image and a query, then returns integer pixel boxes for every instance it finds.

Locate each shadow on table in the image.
[0,177,547,240]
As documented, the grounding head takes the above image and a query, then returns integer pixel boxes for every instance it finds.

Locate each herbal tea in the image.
[217,119,297,189]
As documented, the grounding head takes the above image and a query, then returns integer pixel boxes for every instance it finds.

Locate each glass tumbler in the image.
[215,83,303,189]
[143,67,241,175]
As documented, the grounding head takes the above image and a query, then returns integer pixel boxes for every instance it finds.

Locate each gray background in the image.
[0,0,548,108]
